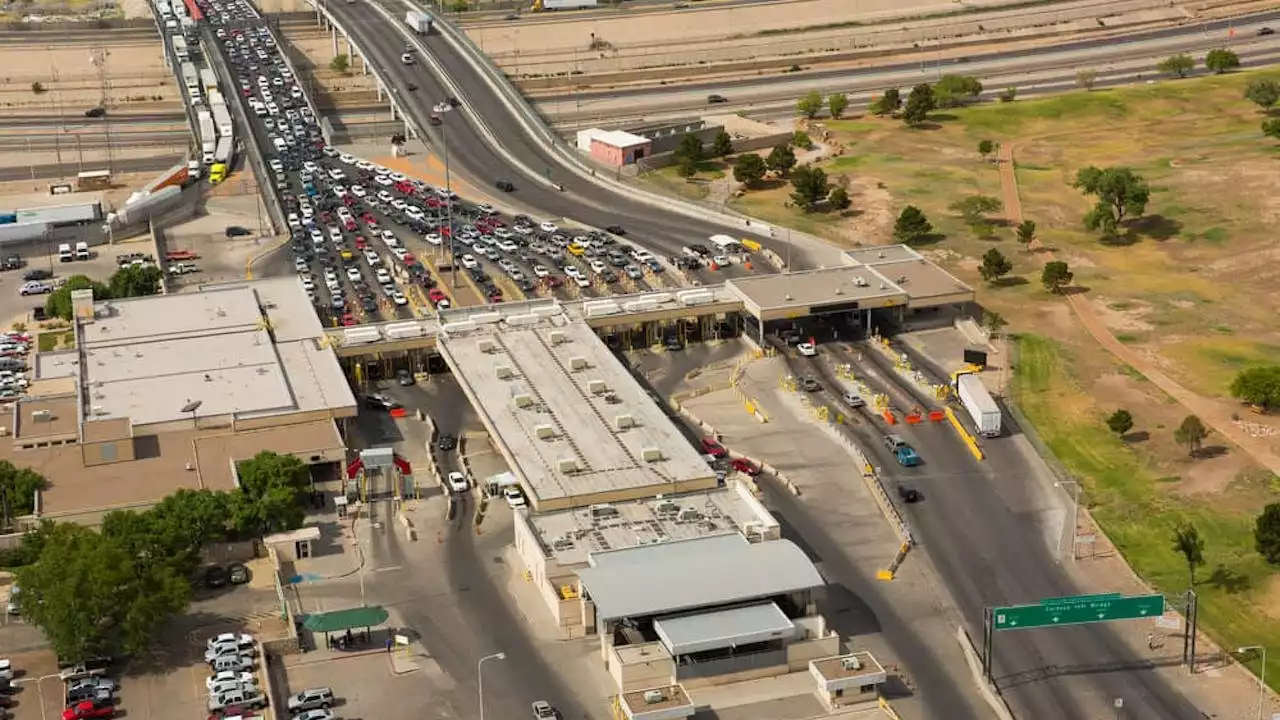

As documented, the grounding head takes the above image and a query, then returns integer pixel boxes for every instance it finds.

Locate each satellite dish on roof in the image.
[180,400,203,414]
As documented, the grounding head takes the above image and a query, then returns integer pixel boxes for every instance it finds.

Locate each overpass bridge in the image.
[321,246,976,367]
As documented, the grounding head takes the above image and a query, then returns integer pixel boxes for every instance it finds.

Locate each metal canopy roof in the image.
[655,602,796,655]
[300,606,389,633]
[577,535,823,620]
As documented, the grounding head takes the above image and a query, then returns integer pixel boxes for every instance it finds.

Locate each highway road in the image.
[0,155,183,182]
[782,335,1203,720]
[322,0,821,269]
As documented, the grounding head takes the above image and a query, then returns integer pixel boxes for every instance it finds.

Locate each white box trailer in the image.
[214,136,233,164]
[211,103,233,139]
[171,34,189,62]
[956,373,1001,437]
[540,0,598,8]
[197,109,216,164]
[180,61,199,94]
[404,9,432,33]
[199,68,218,96]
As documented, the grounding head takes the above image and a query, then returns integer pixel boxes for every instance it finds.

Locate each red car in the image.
[701,438,727,458]
[394,181,413,193]
[428,288,447,304]
[425,197,442,209]
[63,701,114,720]
[343,218,357,232]
[354,236,368,249]
[544,275,564,288]
[341,313,357,326]
[730,458,761,476]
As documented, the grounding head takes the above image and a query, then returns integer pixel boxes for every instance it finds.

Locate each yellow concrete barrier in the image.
[945,406,985,461]
[879,696,905,720]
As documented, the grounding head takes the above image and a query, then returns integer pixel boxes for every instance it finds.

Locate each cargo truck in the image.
[210,103,233,139]
[955,372,1001,437]
[197,109,216,164]
[171,34,189,62]
[199,68,218,96]
[139,162,190,195]
[403,9,432,33]
[213,136,233,165]
[180,61,199,95]
[533,0,598,8]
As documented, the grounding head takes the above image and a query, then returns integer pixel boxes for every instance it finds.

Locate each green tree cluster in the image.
[1072,166,1150,236]
[1229,366,1280,411]
[1254,504,1280,565]
[893,206,933,245]
[1041,260,1072,293]
[1174,414,1208,456]
[711,130,733,157]
[796,91,824,119]
[1245,79,1280,112]
[1263,118,1280,141]
[46,266,164,321]
[12,451,309,662]
[1172,522,1205,587]
[827,93,849,119]
[674,135,705,178]
[1106,409,1134,436]
[1157,53,1195,78]
[933,74,983,108]
[1015,220,1037,250]
[0,461,46,527]
[732,153,767,188]
[766,143,797,176]
[1204,48,1240,74]
[948,195,1002,236]
[978,248,1012,283]
[902,84,936,126]
[788,165,831,212]
[870,87,901,116]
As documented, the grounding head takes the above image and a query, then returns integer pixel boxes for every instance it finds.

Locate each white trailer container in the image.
[170,34,189,62]
[403,9,432,33]
[199,68,218,96]
[213,136,233,165]
[180,61,199,94]
[210,102,233,139]
[197,109,216,164]
[956,373,1001,438]
[541,0,598,8]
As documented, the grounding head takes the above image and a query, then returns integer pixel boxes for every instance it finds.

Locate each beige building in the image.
[6,277,355,526]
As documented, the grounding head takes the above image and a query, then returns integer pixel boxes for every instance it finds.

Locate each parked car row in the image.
[204,633,267,715]
[57,656,116,720]
[286,686,336,720]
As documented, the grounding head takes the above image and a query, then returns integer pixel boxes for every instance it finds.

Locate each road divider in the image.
[945,406,985,461]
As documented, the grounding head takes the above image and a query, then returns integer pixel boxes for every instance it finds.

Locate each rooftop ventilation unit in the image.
[641,447,663,462]
[549,330,567,345]
[478,339,497,354]
[614,414,635,430]
[655,500,679,515]
[495,365,514,380]
[569,356,588,371]
[643,690,666,705]
[588,379,607,395]
[556,457,580,473]
[513,393,534,408]
[678,507,702,522]
[841,656,864,672]
[590,504,618,519]
[534,424,556,440]
[31,410,52,422]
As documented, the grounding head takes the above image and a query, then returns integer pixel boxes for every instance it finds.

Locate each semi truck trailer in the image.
[197,109,216,164]
[955,373,1002,437]
[404,9,432,33]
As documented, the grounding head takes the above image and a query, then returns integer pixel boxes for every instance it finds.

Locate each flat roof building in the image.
[439,314,715,512]
[512,483,780,632]
[4,277,355,525]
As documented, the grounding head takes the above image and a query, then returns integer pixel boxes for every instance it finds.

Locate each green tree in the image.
[902,83,935,126]
[1204,48,1240,74]
[16,522,190,662]
[732,153,767,188]
[978,248,1012,283]
[1072,166,1150,236]
[1244,79,1280,112]
[1254,504,1280,565]
[949,195,1002,236]
[796,90,824,119]
[981,309,1007,336]
[1015,219,1037,250]
[1041,260,1073,293]
[108,264,163,299]
[870,87,901,116]
[893,205,933,245]
[1157,53,1195,78]
[827,186,851,211]
[977,139,996,162]
[329,53,350,74]
[788,164,831,212]
[934,74,983,108]
[1172,522,1205,587]
[1229,366,1280,410]
[1076,69,1098,91]
[229,451,310,538]
[791,130,813,150]
[45,274,111,321]
[765,143,796,176]
[0,461,46,526]
[827,92,849,119]
[711,129,733,157]
[1264,118,1280,140]
[1106,409,1134,436]
[675,134,704,164]
[1174,414,1208,456]
[675,158,698,179]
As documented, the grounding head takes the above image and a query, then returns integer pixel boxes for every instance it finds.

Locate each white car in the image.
[350,185,367,198]
[460,254,478,269]
[346,267,362,282]
[504,486,527,508]
[287,213,301,229]
[207,633,255,653]
[712,254,731,267]
[392,292,408,306]
[424,233,443,246]
[797,342,817,357]
[364,251,382,266]
[574,275,590,288]
[294,257,308,272]
[208,677,258,697]
[539,221,557,233]
[447,471,468,493]
[532,265,549,278]
[293,711,336,720]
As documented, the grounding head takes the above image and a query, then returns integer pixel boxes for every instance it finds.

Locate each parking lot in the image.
[199,0,766,328]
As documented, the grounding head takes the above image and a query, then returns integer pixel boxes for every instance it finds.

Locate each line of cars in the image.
[203,632,267,716]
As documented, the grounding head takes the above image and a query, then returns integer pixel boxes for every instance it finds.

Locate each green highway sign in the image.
[992,593,1165,631]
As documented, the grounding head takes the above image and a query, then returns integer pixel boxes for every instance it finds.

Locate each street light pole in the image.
[1237,645,1267,720]
[440,106,456,287]
[477,651,506,720]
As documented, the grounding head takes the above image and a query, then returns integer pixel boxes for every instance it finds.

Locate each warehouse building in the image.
[576,128,652,166]
[8,277,356,525]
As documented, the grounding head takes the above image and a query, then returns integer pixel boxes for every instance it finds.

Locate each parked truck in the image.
[197,109,216,164]
[199,68,218,96]
[139,162,190,195]
[403,9,432,34]
[170,34,189,62]
[533,0,598,9]
[210,102,233,139]
[180,61,199,95]
[955,372,1002,438]
[213,136,233,165]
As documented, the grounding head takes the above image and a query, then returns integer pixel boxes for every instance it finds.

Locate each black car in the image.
[23,269,51,281]
[898,486,922,503]
[1259,27,1274,36]
[706,94,728,104]
[396,369,414,386]
[364,393,400,411]
[495,180,515,192]
[225,225,253,237]
[84,106,106,118]
[204,565,228,589]
[605,225,625,236]
[437,433,457,451]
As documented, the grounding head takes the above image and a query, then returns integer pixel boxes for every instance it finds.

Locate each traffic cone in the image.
[710,261,719,271]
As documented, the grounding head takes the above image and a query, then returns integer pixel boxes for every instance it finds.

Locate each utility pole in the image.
[90,46,114,173]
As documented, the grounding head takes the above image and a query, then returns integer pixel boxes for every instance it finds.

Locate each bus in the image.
[76,170,112,191]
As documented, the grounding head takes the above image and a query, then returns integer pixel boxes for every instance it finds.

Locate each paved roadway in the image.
[776,333,1203,720]
[0,155,183,182]
[323,0,817,268]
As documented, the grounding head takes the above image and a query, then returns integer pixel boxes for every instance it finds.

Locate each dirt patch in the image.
[834,176,895,246]
[1090,297,1154,333]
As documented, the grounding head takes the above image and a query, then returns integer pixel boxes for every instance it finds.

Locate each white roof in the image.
[593,130,650,148]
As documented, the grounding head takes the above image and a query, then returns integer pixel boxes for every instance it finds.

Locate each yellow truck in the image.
[208,163,227,184]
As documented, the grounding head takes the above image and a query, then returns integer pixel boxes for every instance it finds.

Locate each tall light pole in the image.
[1054,479,1080,561]
[1237,645,1267,720]
[477,651,506,720]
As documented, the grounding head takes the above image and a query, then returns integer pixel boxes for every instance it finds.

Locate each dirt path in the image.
[996,143,1280,476]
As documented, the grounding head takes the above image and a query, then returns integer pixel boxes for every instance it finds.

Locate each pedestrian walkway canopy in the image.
[301,606,390,633]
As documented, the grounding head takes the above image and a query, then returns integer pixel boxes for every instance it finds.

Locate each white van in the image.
[74,242,90,261]
[57,243,73,262]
